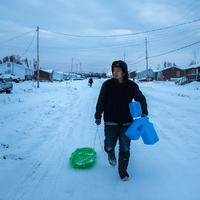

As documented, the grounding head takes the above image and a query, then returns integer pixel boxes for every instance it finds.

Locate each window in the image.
[177,71,180,77]
[7,63,11,67]
[191,69,195,75]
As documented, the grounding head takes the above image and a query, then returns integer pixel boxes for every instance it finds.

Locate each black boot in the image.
[118,151,130,181]
[107,149,116,166]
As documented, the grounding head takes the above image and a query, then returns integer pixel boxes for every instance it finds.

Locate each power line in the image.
[128,53,146,64]
[162,0,200,26]
[150,40,200,58]
[130,40,200,66]
[21,30,37,58]
[40,18,200,38]
[148,24,200,43]
[39,23,199,52]
[69,39,200,66]
[131,58,146,65]
[0,30,34,45]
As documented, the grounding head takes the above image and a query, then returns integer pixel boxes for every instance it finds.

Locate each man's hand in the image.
[95,119,101,125]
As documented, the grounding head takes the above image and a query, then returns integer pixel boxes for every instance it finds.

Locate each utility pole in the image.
[71,57,73,73]
[80,63,82,73]
[194,51,197,64]
[124,52,126,62]
[145,37,149,80]
[37,26,39,88]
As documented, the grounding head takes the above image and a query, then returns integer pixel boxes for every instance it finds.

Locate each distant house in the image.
[181,63,200,81]
[0,61,34,80]
[35,69,54,81]
[129,71,137,79]
[106,71,112,78]
[53,71,64,81]
[63,73,71,80]
[136,69,154,80]
[154,67,184,81]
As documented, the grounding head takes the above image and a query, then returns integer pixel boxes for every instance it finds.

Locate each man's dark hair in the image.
[111,60,128,80]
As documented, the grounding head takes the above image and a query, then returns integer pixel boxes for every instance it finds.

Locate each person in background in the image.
[88,77,93,87]
[95,60,148,181]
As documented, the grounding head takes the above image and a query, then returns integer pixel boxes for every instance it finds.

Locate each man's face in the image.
[112,67,125,82]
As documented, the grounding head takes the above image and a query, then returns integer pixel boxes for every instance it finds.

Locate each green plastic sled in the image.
[70,147,96,168]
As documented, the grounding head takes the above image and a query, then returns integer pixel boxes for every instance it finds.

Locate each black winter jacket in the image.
[95,78,148,125]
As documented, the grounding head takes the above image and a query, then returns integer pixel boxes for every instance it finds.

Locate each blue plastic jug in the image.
[141,122,159,145]
[129,101,142,118]
[125,116,149,140]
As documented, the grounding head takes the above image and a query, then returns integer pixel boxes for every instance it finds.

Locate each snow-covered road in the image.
[0,79,200,200]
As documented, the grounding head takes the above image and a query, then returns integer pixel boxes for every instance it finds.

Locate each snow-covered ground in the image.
[0,79,200,200]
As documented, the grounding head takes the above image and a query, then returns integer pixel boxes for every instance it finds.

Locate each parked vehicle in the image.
[0,75,21,83]
[175,76,188,85]
[0,78,13,93]
[138,77,153,82]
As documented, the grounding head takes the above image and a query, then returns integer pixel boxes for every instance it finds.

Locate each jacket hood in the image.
[111,60,128,80]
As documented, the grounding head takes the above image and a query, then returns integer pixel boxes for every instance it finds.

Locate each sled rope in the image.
[93,125,104,151]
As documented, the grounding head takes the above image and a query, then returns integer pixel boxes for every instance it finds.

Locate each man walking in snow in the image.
[95,60,148,181]
[88,77,93,87]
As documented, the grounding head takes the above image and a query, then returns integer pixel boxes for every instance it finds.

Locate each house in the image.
[63,73,71,80]
[0,61,34,80]
[129,71,137,79]
[63,72,81,80]
[35,69,54,81]
[181,63,200,82]
[154,67,184,81]
[136,69,154,80]
[53,71,64,81]
[106,71,112,78]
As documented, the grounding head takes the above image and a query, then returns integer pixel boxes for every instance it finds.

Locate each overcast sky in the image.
[0,0,200,73]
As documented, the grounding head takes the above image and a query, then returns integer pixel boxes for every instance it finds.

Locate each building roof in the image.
[40,69,54,73]
[180,63,200,70]
[136,68,153,74]
[0,61,34,71]
[153,66,183,73]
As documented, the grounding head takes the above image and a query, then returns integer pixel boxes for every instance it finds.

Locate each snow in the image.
[0,79,200,200]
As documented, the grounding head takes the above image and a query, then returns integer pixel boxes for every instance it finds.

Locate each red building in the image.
[34,69,54,81]
[154,67,184,81]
